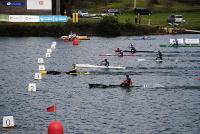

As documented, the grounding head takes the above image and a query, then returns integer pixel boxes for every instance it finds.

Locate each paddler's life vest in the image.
[122,78,133,86]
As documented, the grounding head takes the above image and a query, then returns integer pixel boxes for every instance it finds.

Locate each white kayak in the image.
[75,64,126,69]
[137,58,179,62]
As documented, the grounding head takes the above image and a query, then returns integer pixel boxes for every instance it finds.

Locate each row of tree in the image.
[149,0,200,4]
[175,0,200,4]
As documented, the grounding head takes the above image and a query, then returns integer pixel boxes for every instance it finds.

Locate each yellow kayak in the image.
[60,35,90,40]
[39,70,91,75]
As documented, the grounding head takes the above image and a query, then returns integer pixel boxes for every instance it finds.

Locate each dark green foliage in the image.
[175,0,200,4]
[120,23,159,35]
[96,16,121,36]
[0,21,166,37]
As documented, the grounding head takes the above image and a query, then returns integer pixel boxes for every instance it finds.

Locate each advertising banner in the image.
[8,15,68,22]
[9,15,40,22]
[27,0,51,10]
[39,16,68,22]
[2,2,25,6]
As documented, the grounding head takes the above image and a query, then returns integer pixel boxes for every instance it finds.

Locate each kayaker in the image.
[171,39,179,46]
[68,31,73,41]
[175,38,179,46]
[67,64,77,74]
[142,35,148,40]
[117,50,124,57]
[156,50,162,60]
[120,75,133,87]
[100,59,109,67]
[130,43,136,53]
[115,48,121,52]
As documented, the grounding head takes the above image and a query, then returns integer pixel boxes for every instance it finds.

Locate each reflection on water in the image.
[0,35,200,134]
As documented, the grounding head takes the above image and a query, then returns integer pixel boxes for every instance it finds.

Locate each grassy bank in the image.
[0,14,162,37]
[117,12,200,30]
[0,0,199,37]
[1,11,199,37]
[0,19,160,37]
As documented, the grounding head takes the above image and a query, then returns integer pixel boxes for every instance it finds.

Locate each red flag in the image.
[47,104,55,112]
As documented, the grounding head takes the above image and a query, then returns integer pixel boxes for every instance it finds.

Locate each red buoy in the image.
[198,77,200,80]
[73,38,79,45]
[48,121,64,134]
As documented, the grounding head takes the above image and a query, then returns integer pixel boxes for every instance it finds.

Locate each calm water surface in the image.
[0,34,200,134]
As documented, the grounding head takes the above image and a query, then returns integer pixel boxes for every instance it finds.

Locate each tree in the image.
[150,0,159,4]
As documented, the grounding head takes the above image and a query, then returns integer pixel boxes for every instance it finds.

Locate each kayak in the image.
[88,84,141,88]
[137,59,164,62]
[123,50,155,53]
[160,44,200,47]
[39,70,91,75]
[60,35,90,40]
[132,37,156,40]
[99,54,134,56]
[75,64,126,69]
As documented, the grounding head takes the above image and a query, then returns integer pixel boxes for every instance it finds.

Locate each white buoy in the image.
[3,116,15,128]
[28,83,36,92]
[37,58,44,64]
[34,73,42,80]
[46,53,51,58]
[52,41,56,45]
[38,65,45,71]
[47,48,52,53]
[51,42,56,49]
[51,44,56,49]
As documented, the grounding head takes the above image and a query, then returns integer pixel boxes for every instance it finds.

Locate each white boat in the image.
[137,58,179,62]
[75,64,126,69]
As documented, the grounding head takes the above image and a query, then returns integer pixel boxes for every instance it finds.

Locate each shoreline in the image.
[0,22,195,37]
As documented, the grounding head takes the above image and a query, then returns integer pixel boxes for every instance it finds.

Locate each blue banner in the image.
[39,16,68,22]
[2,2,25,6]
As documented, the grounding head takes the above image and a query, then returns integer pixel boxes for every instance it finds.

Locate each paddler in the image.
[118,50,124,57]
[156,50,162,60]
[174,38,179,47]
[120,75,133,87]
[115,48,121,52]
[100,59,109,67]
[68,64,77,73]
[68,31,73,41]
[130,43,136,53]
[142,35,148,40]
[171,38,179,47]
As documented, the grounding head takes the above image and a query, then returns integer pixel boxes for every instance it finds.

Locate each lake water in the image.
[0,34,200,134]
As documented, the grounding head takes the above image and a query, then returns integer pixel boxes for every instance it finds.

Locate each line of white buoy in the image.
[2,41,56,128]
[29,41,57,91]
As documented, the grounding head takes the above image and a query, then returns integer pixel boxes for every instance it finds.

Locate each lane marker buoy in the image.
[47,48,52,53]
[46,53,51,58]
[28,83,36,92]
[34,73,42,80]
[38,65,45,71]
[38,58,44,64]
[3,116,15,128]
[51,42,56,49]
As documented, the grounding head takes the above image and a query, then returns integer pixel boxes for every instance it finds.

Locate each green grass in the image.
[116,12,200,29]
